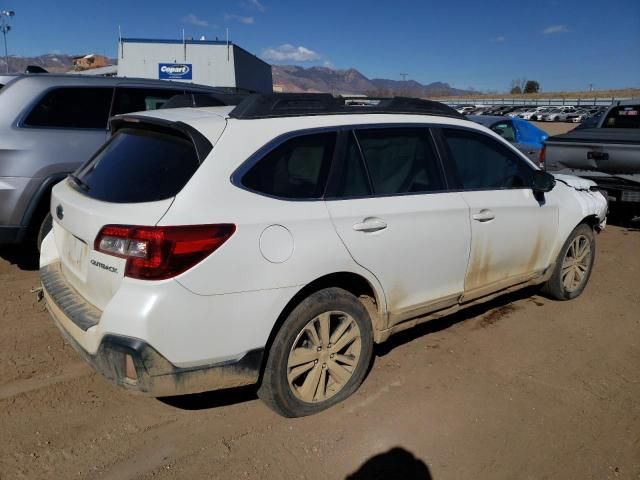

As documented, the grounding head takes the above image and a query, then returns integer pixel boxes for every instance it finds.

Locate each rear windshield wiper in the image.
[68,174,89,192]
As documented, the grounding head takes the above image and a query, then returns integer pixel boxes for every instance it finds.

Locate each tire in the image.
[541,223,596,300]
[36,212,53,253]
[258,287,374,417]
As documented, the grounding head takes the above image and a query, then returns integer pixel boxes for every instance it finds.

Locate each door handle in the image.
[353,218,387,233]
[472,209,495,222]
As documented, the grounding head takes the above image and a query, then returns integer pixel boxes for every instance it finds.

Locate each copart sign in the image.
[158,63,193,80]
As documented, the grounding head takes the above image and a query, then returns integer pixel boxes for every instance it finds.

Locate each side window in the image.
[355,128,445,195]
[111,88,185,116]
[602,105,640,128]
[442,128,532,190]
[491,121,516,142]
[333,132,372,198]
[242,132,336,199]
[23,87,113,129]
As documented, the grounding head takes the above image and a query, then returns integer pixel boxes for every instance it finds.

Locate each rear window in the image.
[24,87,113,129]
[73,127,200,203]
[602,105,640,128]
[111,87,185,116]
[242,132,336,199]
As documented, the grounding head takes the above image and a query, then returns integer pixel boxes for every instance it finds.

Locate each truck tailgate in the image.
[545,128,640,174]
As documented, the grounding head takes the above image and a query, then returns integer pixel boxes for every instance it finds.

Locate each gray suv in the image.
[0,74,231,249]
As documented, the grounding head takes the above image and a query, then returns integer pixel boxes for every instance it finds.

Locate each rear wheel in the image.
[258,288,374,417]
[542,223,595,300]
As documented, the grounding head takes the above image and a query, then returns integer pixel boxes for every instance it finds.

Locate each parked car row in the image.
[451,104,608,123]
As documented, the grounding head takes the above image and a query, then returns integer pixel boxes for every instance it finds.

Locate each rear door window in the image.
[111,87,185,115]
[354,127,445,195]
[24,87,113,129]
[73,127,200,203]
[242,132,336,199]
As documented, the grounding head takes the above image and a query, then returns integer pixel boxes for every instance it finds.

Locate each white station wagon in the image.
[40,94,607,417]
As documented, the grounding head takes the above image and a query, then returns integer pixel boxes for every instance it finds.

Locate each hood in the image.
[552,173,597,191]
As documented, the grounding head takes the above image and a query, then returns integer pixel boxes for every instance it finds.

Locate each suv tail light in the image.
[94,224,235,280]
[539,145,546,169]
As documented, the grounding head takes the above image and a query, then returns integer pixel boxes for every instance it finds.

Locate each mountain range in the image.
[1,54,477,97]
[272,65,478,97]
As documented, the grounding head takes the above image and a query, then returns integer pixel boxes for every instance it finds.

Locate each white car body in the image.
[40,99,608,403]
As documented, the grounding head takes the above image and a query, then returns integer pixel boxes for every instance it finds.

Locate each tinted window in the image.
[491,121,516,142]
[602,105,640,129]
[112,88,184,116]
[355,128,445,195]
[333,132,372,198]
[242,132,336,199]
[24,87,113,129]
[443,128,532,190]
[74,128,199,203]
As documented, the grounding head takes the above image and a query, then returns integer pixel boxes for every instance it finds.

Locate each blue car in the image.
[468,115,549,163]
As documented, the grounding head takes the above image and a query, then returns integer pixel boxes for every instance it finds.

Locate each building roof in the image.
[121,37,231,46]
[119,37,270,67]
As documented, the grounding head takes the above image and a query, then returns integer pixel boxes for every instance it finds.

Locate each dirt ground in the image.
[532,121,577,136]
[1,220,639,479]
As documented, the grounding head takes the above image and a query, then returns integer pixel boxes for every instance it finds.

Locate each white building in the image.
[117,37,272,93]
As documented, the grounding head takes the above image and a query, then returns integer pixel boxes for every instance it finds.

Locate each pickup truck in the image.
[543,99,640,219]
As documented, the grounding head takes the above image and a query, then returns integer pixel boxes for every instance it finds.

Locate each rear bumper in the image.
[41,262,264,396]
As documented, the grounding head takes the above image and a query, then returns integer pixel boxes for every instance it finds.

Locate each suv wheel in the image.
[258,288,374,417]
[542,223,595,300]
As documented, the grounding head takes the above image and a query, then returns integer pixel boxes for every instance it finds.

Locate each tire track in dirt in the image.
[0,362,91,401]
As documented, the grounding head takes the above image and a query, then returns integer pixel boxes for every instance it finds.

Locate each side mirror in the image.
[532,170,556,193]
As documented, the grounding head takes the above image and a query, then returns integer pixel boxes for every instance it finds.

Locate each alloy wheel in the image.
[287,311,362,403]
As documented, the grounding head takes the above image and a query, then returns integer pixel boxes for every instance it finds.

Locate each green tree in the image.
[524,80,540,94]
[510,86,522,94]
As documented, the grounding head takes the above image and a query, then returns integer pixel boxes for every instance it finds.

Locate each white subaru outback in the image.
[40,95,607,417]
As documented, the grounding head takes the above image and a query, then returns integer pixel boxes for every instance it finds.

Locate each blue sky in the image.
[2,0,639,92]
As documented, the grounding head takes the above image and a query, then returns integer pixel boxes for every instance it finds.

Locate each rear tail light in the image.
[94,224,235,280]
[539,145,546,169]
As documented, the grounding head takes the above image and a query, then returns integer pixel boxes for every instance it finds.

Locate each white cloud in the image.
[248,0,266,12]
[262,44,321,62]
[542,24,568,34]
[323,60,334,68]
[225,14,255,24]
[182,13,209,27]
[491,36,506,42]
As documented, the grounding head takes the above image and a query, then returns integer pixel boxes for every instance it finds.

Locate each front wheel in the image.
[541,223,596,300]
[258,288,374,417]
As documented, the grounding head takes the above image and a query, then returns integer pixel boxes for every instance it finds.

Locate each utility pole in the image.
[400,73,408,82]
[1,10,15,74]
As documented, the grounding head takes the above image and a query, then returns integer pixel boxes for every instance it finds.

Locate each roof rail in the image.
[228,93,464,120]
[161,92,249,109]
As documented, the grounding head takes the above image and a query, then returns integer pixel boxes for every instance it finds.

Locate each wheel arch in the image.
[258,271,386,382]
[20,173,68,229]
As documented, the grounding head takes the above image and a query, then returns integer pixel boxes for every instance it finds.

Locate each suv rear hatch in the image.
[49,115,224,311]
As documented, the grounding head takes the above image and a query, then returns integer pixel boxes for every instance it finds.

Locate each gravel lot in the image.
[1,121,638,480]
